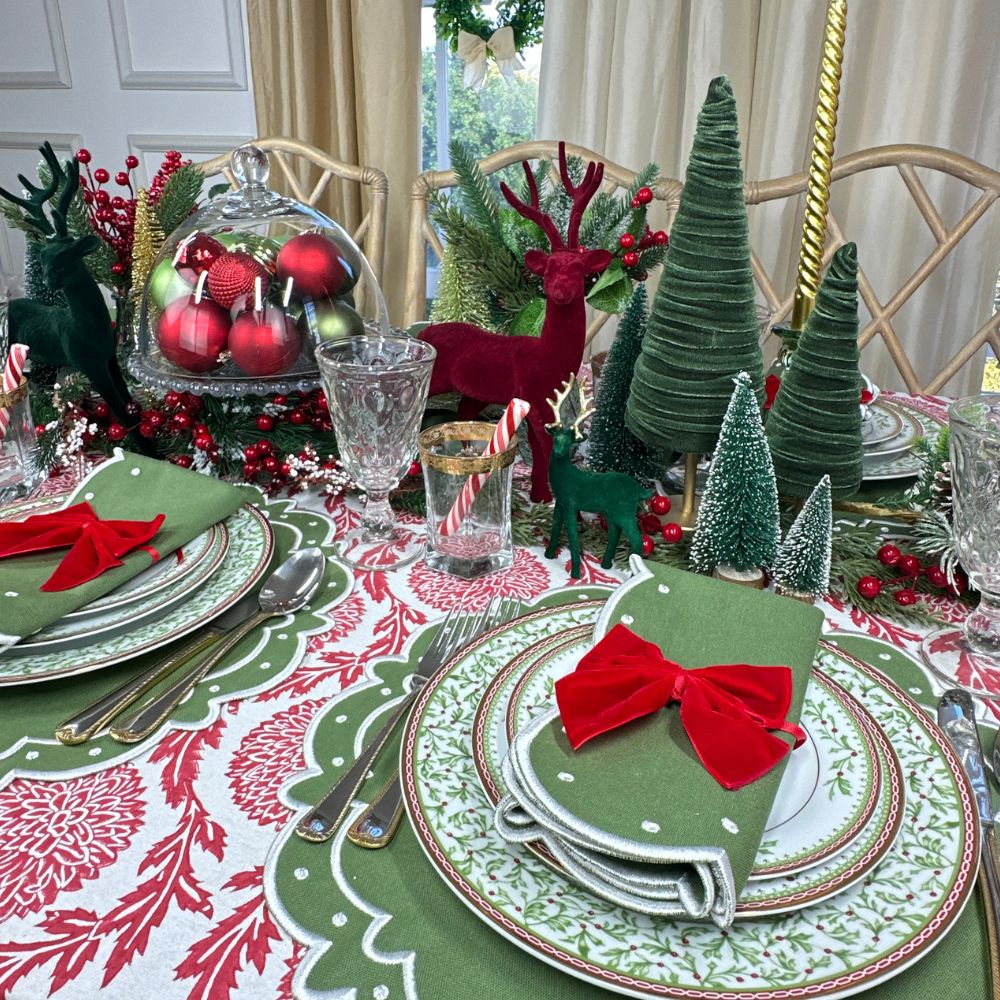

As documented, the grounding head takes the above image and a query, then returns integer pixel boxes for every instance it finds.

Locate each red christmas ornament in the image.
[619,233,635,250]
[650,494,671,515]
[622,251,640,268]
[256,414,275,432]
[228,307,301,377]
[894,588,917,606]
[653,230,668,246]
[636,186,653,205]
[856,576,882,599]
[925,565,948,589]
[661,522,683,544]
[276,232,354,298]
[641,534,655,556]
[107,423,126,442]
[156,296,230,373]
[877,543,901,567]
[173,233,226,284]
[899,554,921,578]
[207,252,269,311]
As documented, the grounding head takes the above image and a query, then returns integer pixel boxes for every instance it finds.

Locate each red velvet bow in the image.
[0,502,164,592]
[555,625,807,790]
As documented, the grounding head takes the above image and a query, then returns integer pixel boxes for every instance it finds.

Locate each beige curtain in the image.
[538,0,1000,395]
[246,0,421,323]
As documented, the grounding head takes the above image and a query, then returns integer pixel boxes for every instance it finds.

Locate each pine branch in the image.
[155,164,202,235]
[449,141,505,251]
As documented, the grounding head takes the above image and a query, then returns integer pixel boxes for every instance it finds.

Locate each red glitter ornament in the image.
[207,251,270,311]
[877,544,901,567]
[661,522,683,543]
[276,232,355,298]
[228,307,301,376]
[174,233,226,284]
[156,296,230,373]
[856,576,882,599]
[650,494,671,516]
[894,588,917,606]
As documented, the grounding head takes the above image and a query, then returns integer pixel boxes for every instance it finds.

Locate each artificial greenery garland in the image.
[434,0,544,52]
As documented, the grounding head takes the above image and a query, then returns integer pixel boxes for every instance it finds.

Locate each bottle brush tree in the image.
[772,475,833,599]
[690,371,779,575]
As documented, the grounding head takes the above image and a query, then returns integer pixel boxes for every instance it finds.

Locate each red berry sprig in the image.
[76,147,190,294]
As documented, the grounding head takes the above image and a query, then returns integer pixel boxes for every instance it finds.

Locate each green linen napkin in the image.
[496,562,823,927]
[0,450,252,649]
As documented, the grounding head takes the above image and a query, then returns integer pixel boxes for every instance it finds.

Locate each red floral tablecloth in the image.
[0,391,977,1000]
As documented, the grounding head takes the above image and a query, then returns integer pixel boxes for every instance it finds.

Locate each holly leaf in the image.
[586,261,632,314]
[508,296,545,336]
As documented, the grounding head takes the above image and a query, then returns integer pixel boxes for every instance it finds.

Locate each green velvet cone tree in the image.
[773,475,833,599]
[587,284,659,479]
[626,75,763,457]
[690,371,779,575]
[765,242,863,497]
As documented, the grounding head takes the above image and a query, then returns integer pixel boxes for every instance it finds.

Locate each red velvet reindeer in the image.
[420,143,611,503]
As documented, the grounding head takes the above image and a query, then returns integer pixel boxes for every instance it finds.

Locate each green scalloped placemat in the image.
[268,594,993,1000]
[0,493,352,785]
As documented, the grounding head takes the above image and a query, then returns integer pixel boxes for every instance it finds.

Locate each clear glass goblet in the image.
[922,393,1000,694]
[317,336,436,570]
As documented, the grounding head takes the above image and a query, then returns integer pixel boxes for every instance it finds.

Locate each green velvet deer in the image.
[0,142,146,447]
[545,374,654,578]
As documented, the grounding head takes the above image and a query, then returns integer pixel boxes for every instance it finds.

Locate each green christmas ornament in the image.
[690,371,779,576]
[148,258,192,310]
[772,475,833,600]
[297,296,365,343]
[225,233,281,272]
[765,243,863,498]
[626,75,763,456]
[588,283,659,480]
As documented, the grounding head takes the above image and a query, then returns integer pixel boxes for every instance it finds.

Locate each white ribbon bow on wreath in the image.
[457,26,524,91]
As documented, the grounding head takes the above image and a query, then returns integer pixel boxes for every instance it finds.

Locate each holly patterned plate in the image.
[862,402,940,481]
[404,611,978,998]
[471,614,903,914]
[0,503,273,685]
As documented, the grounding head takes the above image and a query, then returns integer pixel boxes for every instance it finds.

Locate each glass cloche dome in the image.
[130,144,390,396]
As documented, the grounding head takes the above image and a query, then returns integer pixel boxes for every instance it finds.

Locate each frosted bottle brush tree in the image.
[772,475,833,600]
[690,371,779,578]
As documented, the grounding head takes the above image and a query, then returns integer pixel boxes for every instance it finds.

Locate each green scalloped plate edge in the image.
[0,494,353,788]
[265,586,613,999]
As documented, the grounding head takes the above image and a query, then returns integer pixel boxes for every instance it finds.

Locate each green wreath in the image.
[434,0,544,53]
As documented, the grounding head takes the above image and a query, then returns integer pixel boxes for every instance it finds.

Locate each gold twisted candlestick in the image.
[791,0,848,330]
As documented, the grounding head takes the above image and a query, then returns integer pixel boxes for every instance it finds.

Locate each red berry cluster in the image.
[613,187,668,280]
[76,147,189,293]
[854,543,968,607]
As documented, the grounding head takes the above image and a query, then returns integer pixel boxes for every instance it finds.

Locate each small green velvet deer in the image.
[0,142,147,448]
[544,374,654,578]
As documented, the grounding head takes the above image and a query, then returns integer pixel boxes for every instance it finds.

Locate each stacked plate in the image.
[400,591,978,998]
[861,387,935,481]
[0,494,274,686]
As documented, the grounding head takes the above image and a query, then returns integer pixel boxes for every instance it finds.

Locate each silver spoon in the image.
[110,547,326,743]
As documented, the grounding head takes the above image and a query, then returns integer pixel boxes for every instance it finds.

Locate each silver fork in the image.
[347,596,520,849]
[295,601,499,843]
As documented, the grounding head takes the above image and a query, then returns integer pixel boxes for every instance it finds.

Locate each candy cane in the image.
[0,343,28,443]
[440,398,530,536]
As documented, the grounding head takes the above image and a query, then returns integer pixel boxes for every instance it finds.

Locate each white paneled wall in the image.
[0,0,256,281]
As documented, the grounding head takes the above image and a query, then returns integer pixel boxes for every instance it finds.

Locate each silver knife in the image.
[937,688,1000,939]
